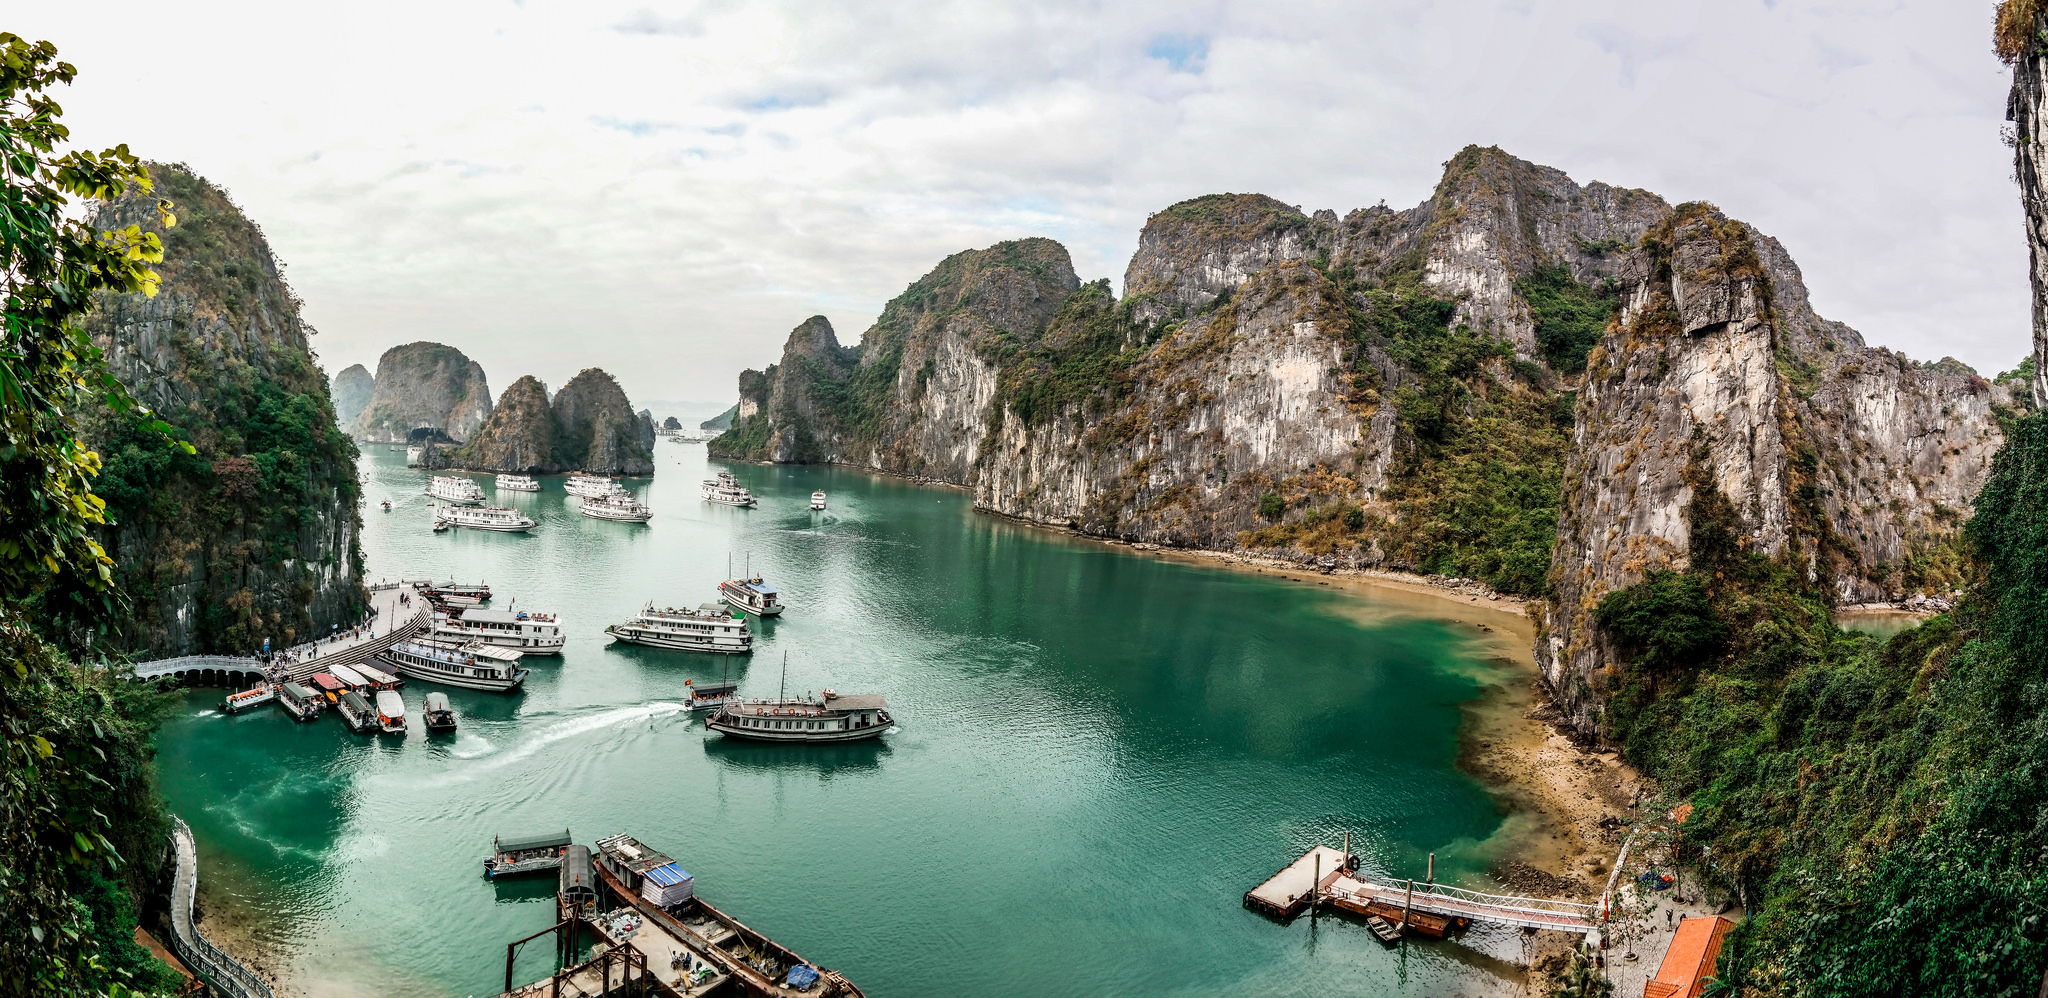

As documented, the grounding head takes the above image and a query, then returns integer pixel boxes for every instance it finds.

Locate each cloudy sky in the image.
[19,1,2028,408]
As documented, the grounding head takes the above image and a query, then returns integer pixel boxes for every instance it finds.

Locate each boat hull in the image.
[428,627,565,655]
[382,658,528,692]
[605,625,751,654]
[717,584,783,616]
[439,519,535,532]
[580,507,652,523]
[704,716,891,742]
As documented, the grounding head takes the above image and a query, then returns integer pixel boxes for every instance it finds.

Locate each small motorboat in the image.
[422,691,457,732]
[432,520,449,533]
[220,683,276,714]
[375,689,407,735]
[380,499,392,512]
[684,678,738,712]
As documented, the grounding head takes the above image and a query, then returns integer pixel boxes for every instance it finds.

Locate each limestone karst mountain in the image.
[351,341,492,444]
[427,368,655,475]
[331,363,374,428]
[82,162,366,655]
[716,145,2009,739]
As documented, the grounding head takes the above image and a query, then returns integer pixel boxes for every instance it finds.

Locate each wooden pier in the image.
[1246,846,1599,934]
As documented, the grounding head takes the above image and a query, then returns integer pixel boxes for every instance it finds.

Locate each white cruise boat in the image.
[580,491,652,523]
[435,504,537,532]
[496,473,541,492]
[605,603,753,654]
[810,490,828,511]
[426,475,487,505]
[566,473,622,498]
[718,575,783,616]
[378,638,530,692]
[706,692,893,743]
[431,606,565,654]
[701,470,758,508]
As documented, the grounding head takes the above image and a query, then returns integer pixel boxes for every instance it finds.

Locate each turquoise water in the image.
[155,443,1535,996]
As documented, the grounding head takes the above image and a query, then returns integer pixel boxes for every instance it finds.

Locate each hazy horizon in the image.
[19,1,2028,406]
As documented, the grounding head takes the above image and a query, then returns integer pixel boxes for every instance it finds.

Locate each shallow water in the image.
[156,443,1539,996]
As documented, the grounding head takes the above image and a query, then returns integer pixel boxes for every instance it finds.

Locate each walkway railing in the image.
[167,816,275,998]
[130,655,259,681]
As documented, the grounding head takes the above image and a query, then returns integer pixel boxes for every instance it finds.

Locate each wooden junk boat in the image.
[593,832,863,997]
[483,829,572,878]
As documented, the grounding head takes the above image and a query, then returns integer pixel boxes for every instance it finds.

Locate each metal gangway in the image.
[167,816,275,998]
[1320,875,1600,932]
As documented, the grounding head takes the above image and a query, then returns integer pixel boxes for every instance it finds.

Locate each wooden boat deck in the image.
[1242,846,1350,918]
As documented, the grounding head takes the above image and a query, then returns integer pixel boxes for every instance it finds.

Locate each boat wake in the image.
[194,709,219,718]
[462,702,689,774]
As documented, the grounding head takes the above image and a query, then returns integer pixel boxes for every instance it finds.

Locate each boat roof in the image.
[464,642,525,662]
[595,832,676,873]
[341,690,370,711]
[499,829,572,853]
[730,580,778,594]
[282,682,312,699]
[375,690,405,714]
[328,663,369,687]
[454,608,537,624]
[644,862,692,887]
[824,694,888,710]
[424,692,451,711]
[309,673,343,690]
[354,663,398,685]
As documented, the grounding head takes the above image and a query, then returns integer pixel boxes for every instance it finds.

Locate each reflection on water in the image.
[156,442,1534,997]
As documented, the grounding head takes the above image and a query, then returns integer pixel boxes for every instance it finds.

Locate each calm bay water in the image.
[156,443,1536,997]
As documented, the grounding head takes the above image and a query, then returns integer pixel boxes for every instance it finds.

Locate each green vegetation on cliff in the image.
[1593,415,2048,996]
[1516,263,1618,374]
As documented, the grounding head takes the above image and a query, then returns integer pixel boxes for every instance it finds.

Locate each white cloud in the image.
[15,0,2031,405]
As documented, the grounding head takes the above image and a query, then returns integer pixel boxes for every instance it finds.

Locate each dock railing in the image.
[168,816,276,998]
[1405,881,1600,927]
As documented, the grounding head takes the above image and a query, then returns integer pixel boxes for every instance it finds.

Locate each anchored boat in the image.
[278,682,322,721]
[483,829,572,878]
[335,690,377,733]
[430,605,565,654]
[377,637,530,692]
[605,603,753,655]
[706,692,892,743]
[684,678,740,712]
[565,472,623,498]
[435,504,536,532]
[426,475,487,505]
[496,473,541,492]
[593,832,864,997]
[701,470,758,508]
[424,580,492,606]
[422,692,457,732]
[810,490,827,511]
[374,690,407,735]
[719,575,783,617]
[580,491,653,523]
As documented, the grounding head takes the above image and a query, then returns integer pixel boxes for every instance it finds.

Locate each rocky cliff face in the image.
[83,163,366,656]
[1534,204,2008,731]
[716,147,2000,739]
[2013,16,2048,409]
[331,363,374,428]
[351,342,492,443]
[433,368,654,475]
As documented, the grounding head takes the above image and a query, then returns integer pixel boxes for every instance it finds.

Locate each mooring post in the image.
[1428,852,1435,886]
[506,942,516,993]
[1404,877,1414,928]
[1311,853,1321,917]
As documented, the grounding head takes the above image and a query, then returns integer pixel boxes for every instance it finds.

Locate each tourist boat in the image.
[425,580,492,606]
[580,491,653,523]
[430,605,565,654]
[683,678,739,712]
[278,681,322,721]
[432,520,449,533]
[308,672,348,703]
[718,575,782,617]
[700,470,758,508]
[593,833,865,997]
[422,692,457,732]
[705,691,893,743]
[327,662,374,690]
[220,682,276,714]
[483,829,572,878]
[426,475,488,505]
[436,504,537,532]
[335,690,377,733]
[605,603,752,655]
[377,637,530,692]
[354,662,403,688]
[810,490,827,511]
[496,473,541,492]
[375,690,408,735]
[566,472,622,498]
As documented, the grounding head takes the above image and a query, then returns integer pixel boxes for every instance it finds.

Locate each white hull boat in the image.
[580,492,653,523]
[431,606,565,655]
[426,475,488,505]
[436,504,537,532]
[705,692,892,743]
[496,473,541,492]
[378,638,529,692]
[701,470,758,508]
[605,603,753,654]
[810,491,827,511]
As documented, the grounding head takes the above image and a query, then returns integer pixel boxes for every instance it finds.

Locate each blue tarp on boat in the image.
[645,862,692,887]
[786,965,819,989]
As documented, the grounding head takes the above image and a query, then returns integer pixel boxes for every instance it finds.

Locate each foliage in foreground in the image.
[0,30,187,996]
[1595,413,2048,996]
